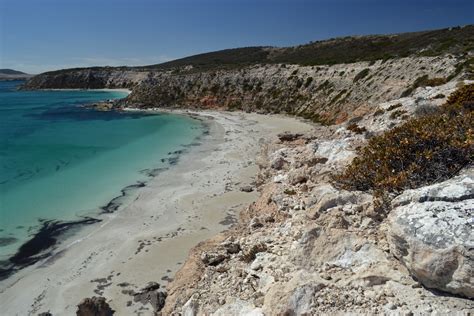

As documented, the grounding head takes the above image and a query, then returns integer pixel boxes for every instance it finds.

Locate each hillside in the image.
[146,24,474,71]
[32,25,474,75]
[0,69,28,75]
[0,69,33,81]
[22,25,474,124]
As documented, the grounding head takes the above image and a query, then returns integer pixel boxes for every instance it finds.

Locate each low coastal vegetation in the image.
[346,122,367,134]
[353,68,370,82]
[401,74,447,97]
[335,84,473,194]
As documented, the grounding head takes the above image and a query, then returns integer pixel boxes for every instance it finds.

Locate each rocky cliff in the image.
[23,55,468,124]
[161,81,474,315]
[22,68,147,89]
[124,56,463,124]
[22,26,474,123]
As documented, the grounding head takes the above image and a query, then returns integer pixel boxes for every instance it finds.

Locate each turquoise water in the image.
[0,81,203,265]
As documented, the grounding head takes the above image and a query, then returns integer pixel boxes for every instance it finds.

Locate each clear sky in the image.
[1,0,472,74]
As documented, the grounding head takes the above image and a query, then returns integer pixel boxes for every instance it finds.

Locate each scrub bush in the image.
[335,84,473,194]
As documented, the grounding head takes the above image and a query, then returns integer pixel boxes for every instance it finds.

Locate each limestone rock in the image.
[285,283,325,315]
[277,132,303,142]
[313,139,356,164]
[240,185,254,192]
[263,271,326,315]
[288,168,308,185]
[76,297,115,316]
[249,217,264,229]
[157,85,474,315]
[272,174,287,183]
[182,295,199,316]
[133,282,167,312]
[212,299,263,316]
[306,184,371,219]
[388,169,474,298]
[221,238,241,254]
[270,156,288,170]
[201,251,229,266]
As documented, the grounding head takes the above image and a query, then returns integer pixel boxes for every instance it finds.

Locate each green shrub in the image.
[374,108,385,116]
[387,103,403,111]
[210,84,220,94]
[335,84,474,194]
[389,109,407,119]
[447,83,474,105]
[347,123,367,134]
[401,75,447,97]
[300,111,331,125]
[330,89,347,105]
[414,104,438,117]
[295,79,304,89]
[316,80,332,91]
[425,77,447,86]
[353,68,370,82]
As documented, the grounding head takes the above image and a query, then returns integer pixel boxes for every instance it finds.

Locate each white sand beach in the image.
[0,111,313,315]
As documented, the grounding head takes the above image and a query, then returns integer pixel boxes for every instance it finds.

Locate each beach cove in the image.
[0,82,208,275]
[0,109,313,315]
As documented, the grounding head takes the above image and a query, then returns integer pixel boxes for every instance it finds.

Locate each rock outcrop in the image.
[161,81,474,315]
[388,168,474,298]
[132,282,167,312]
[76,297,115,316]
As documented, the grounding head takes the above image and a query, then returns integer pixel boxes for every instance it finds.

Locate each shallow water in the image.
[0,81,203,265]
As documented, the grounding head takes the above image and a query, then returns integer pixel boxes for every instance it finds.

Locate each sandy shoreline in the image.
[0,110,313,315]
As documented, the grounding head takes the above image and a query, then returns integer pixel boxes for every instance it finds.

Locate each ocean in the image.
[0,81,203,277]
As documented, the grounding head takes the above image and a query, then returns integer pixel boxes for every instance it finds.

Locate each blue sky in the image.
[1,0,472,74]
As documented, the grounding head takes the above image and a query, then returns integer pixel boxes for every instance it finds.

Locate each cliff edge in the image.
[161,81,473,315]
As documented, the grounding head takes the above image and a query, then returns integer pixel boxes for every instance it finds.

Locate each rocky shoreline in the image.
[9,80,472,316]
[10,26,474,314]
[159,81,473,315]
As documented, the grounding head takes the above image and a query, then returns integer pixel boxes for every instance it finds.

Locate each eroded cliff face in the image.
[23,52,473,314]
[24,55,462,123]
[22,69,149,89]
[127,56,461,123]
[161,81,474,315]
